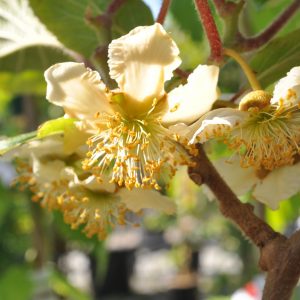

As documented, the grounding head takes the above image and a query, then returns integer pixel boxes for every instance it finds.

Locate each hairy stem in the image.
[223,48,261,90]
[237,0,300,51]
[194,0,223,63]
[157,0,171,24]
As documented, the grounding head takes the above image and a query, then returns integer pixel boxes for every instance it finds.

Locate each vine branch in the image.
[213,0,242,17]
[237,0,300,51]
[188,144,300,299]
[107,0,127,15]
[194,0,223,63]
[188,144,279,247]
[157,0,171,25]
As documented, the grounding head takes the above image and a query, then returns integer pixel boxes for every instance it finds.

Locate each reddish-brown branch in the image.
[262,230,300,299]
[107,0,127,15]
[237,0,300,51]
[174,68,190,79]
[188,144,300,298]
[194,0,223,63]
[156,0,171,25]
[213,0,241,17]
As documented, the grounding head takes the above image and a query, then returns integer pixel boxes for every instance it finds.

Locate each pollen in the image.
[82,112,190,190]
[12,160,66,210]
[58,189,131,240]
[228,104,300,171]
[170,103,180,113]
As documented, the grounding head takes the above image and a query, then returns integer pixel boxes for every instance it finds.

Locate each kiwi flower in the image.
[191,67,300,171]
[44,23,219,190]
[12,137,175,239]
[209,156,300,210]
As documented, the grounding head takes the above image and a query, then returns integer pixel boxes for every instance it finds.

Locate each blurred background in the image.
[1,0,300,299]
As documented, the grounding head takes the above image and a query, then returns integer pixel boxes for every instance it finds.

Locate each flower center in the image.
[57,188,135,240]
[12,160,67,210]
[239,90,272,112]
[227,105,300,170]
[82,111,190,190]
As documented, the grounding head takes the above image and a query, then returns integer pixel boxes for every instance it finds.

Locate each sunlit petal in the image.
[108,23,181,102]
[45,62,113,119]
[253,162,300,210]
[32,158,66,183]
[162,65,219,125]
[212,156,257,196]
[188,108,246,144]
[119,188,176,214]
[272,66,300,106]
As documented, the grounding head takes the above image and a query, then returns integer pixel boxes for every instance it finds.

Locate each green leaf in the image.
[0,131,37,155]
[0,46,73,72]
[0,266,33,300]
[250,29,300,88]
[37,117,76,138]
[0,0,64,58]
[111,0,154,37]
[29,0,107,57]
[266,194,300,232]
[38,118,90,153]
[0,71,45,95]
[244,0,300,36]
[170,0,203,41]
[50,269,91,300]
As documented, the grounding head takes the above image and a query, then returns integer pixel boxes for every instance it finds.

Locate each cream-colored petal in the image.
[119,188,176,214]
[63,168,116,194]
[45,62,113,120]
[212,156,257,196]
[108,23,181,102]
[8,136,65,161]
[253,162,300,210]
[162,65,219,125]
[81,175,116,194]
[32,158,66,184]
[188,108,247,144]
[168,123,194,139]
[272,66,300,106]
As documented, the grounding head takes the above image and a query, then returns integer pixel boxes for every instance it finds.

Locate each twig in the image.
[188,144,279,247]
[188,144,300,299]
[107,0,127,15]
[213,0,241,17]
[194,0,223,63]
[156,0,171,25]
[262,230,300,299]
[174,68,190,79]
[237,0,300,51]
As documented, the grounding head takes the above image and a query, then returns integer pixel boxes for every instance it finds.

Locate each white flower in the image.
[44,23,219,190]
[210,156,300,210]
[192,67,300,171]
[59,171,175,239]
[12,137,176,239]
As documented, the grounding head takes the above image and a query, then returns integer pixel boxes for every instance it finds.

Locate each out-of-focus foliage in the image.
[1,0,300,299]
[251,29,300,88]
